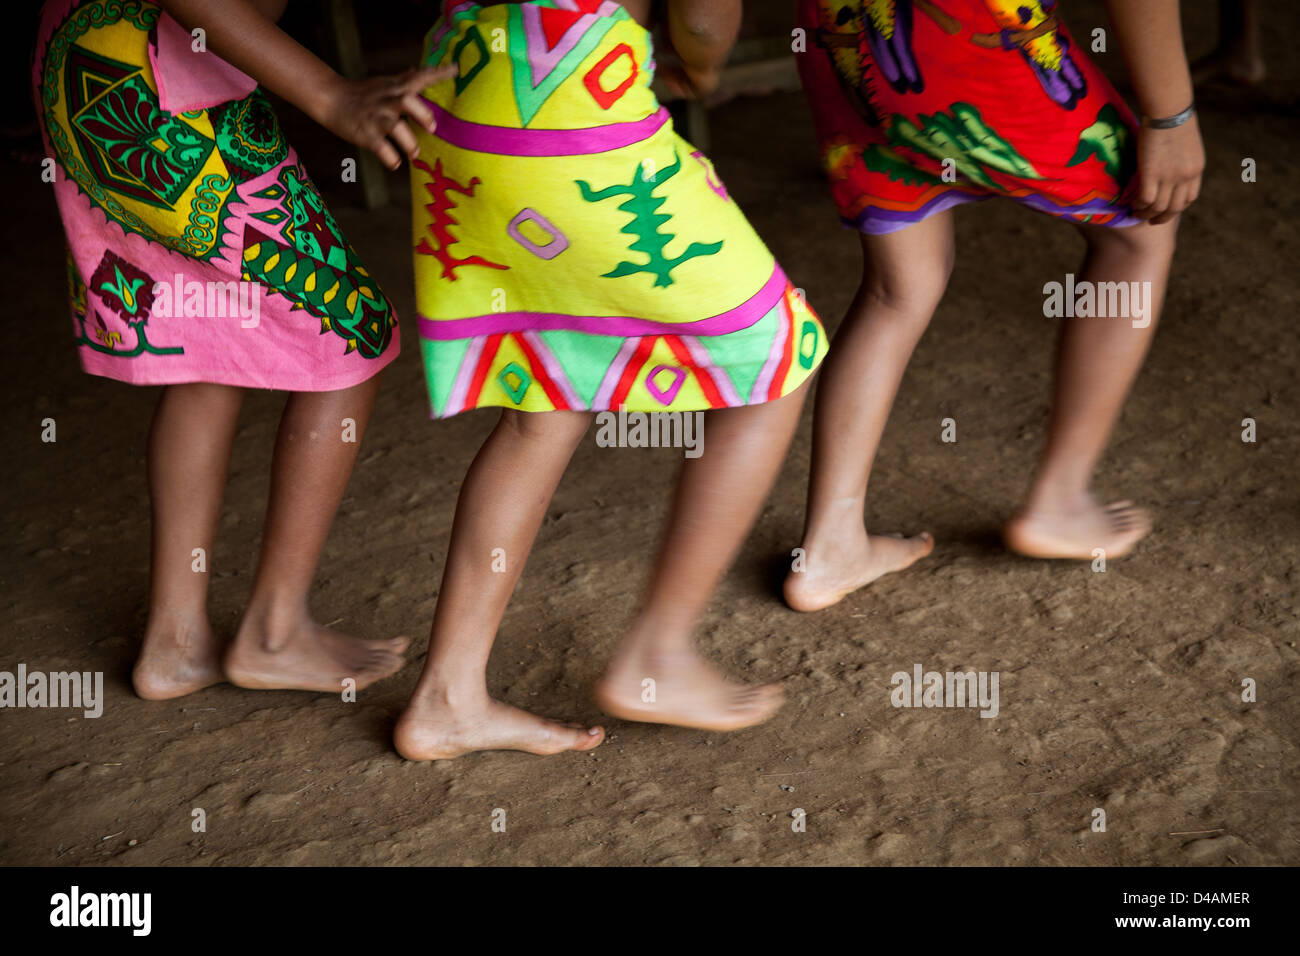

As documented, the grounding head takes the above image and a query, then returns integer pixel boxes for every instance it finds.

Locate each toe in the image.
[892,532,935,569]
[1110,506,1149,530]
[355,652,405,688]
[737,683,784,717]
[541,722,604,754]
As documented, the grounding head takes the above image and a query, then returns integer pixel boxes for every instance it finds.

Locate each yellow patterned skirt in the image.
[412,0,826,416]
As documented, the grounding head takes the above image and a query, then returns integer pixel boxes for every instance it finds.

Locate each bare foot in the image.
[224,611,409,693]
[783,531,934,613]
[1004,497,1151,560]
[1192,50,1265,87]
[132,615,225,700]
[593,646,784,732]
[394,695,605,760]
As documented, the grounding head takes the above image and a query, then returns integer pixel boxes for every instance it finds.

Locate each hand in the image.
[1132,114,1204,225]
[316,64,457,170]
[659,62,723,100]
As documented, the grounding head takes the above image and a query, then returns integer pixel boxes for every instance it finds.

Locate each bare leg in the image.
[225,375,407,692]
[1192,0,1265,86]
[134,383,243,700]
[394,410,605,760]
[1005,217,1179,559]
[594,381,812,730]
[782,218,949,613]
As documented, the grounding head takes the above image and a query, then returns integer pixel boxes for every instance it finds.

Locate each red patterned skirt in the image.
[796,0,1141,234]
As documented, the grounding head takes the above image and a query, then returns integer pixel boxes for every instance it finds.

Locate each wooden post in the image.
[324,0,389,210]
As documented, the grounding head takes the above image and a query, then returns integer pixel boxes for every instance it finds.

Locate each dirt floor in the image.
[1,1,1297,866]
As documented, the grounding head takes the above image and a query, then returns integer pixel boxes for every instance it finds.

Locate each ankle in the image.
[617,606,699,655]
[1021,485,1093,516]
[144,604,209,640]
[610,634,699,671]
[238,594,310,647]
[802,522,870,567]
[410,674,491,712]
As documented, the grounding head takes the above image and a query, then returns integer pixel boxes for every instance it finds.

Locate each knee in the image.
[862,249,954,320]
[1087,219,1179,262]
[498,408,591,446]
[498,408,552,442]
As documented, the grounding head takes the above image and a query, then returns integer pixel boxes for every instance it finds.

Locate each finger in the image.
[1133,170,1161,214]
[1170,181,1192,217]
[401,91,437,134]
[407,63,458,94]
[388,118,420,160]
[1136,180,1172,221]
[1152,183,1190,225]
[669,73,697,100]
[676,67,704,100]
[657,66,689,99]
[370,136,402,171]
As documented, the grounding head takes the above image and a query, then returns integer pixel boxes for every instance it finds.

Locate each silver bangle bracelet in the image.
[1143,103,1196,129]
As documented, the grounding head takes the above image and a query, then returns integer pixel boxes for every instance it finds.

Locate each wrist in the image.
[1135,81,1194,122]
[304,69,347,126]
[1141,101,1196,129]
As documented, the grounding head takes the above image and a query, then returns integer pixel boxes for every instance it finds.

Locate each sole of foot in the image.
[593,653,785,732]
[783,531,934,613]
[393,699,605,760]
[1003,500,1151,560]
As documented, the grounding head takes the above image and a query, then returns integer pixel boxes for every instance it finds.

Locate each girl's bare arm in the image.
[158,0,453,169]
[1104,0,1205,223]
